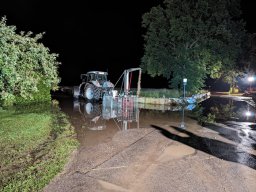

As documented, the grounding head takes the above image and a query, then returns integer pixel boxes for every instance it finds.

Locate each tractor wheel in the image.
[83,102,101,118]
[84,84,94,100]
[85,102,93,114]
[93,87,101,100]
[84,84,101,100]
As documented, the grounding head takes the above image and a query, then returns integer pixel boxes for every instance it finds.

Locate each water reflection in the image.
[54,96,189,146]
[186,96,256,169]
[73,96,140,131]
[56,95,256,169]
[74,101,106,130]
[73,96,196,132]
[152,125,256,170]
[195,97,256,123]
[180,107,185,129]
[102,96,139,130]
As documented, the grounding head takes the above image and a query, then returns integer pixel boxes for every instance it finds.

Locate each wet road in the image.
[56,97,184,147]
[45,95,256,192]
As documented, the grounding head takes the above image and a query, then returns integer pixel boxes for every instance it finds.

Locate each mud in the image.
[44,96,256,192]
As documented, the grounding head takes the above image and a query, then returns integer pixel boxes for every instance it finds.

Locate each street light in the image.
[248,76,254,92]
[183,78,187,99]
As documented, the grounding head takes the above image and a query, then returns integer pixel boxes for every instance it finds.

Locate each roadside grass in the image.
[138,89,210,98]
[116,88,209,98]
[0,103,78,191]
[139,88,181,98]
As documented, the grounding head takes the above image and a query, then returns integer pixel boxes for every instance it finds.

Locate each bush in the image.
[15,82,51,105]
[0,17,60,106]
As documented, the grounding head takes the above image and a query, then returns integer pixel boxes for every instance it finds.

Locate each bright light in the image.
[248,76,254,82]
[183,78,187,83]
[245,111,252,117]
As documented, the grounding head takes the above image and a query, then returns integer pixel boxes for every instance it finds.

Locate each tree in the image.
[0,17,60,106]
[141,0,247,92]
[241,33,256,73]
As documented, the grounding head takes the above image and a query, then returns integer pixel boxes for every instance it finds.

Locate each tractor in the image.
[73,71,114,100]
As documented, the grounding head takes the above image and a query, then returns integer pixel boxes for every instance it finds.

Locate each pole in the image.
[183,84,186,99]
[180,107,185,129]
[183,78,187,100]
[137,69,142,96]
[124,70,129,95]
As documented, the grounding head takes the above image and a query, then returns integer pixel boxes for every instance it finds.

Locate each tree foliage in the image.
[241,33,256,73]
[0,17,60,106]
[141,0,247,92]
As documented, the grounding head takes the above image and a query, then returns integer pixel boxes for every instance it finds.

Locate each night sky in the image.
[0,0,255,88]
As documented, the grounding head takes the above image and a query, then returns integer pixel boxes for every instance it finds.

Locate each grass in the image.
[117,88,209,98]
[140,89,181,98]
[139,88,181,98]
[138,89,209,98]
[0,102,78,191]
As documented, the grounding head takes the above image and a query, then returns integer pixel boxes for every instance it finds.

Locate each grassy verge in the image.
[138,89,209,98]
[139,88,182,98]
[0,102,78,191]
[117,88,208,98]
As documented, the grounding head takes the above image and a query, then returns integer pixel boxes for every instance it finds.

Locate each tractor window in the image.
[87,73,107,82]
[97,75,107,81]
[89,74,96,81]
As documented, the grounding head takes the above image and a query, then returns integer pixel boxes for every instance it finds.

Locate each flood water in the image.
[55,96,184,146]
[55,95,256,170]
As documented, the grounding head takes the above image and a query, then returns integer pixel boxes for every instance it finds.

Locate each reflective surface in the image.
[55,95,256,169]
[56,96,188,146]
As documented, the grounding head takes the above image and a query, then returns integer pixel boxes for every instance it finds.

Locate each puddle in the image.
[200,96,256,122]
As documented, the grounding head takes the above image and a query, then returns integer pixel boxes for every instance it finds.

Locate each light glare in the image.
[245,111,252,117]
[248,76,254,82]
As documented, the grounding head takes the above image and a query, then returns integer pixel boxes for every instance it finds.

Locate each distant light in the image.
[183,78,187,83]
[248,76,254,82]
[245,111,252,117]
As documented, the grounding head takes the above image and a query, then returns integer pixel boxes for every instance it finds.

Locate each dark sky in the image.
[0,0,255,87]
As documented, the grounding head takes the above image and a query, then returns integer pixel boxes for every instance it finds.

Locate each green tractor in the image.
[73,71,114,100]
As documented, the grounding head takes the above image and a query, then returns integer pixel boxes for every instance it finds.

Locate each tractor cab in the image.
[81,71,108,85]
